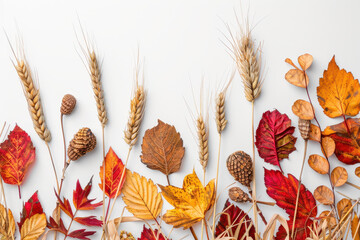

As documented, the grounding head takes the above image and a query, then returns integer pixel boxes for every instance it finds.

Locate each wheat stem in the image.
[211,133,222,238]
[251,100,259,240]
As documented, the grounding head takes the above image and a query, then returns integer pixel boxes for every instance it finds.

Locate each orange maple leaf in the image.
[317,56,360,118]
[99,147,126,198]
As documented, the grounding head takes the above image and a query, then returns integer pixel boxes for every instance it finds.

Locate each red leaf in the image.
[99,147,126,198]
[18,191,44,229]
[67,229,96,240]
[73,177,102,210]
[265,169,317,239]
[215,200,255,239]
[55,190,74,218]
[48,217,67,235]
[276,218,314,240]
[138,225,168,240]
[74,216,102,227]
[0,125,35,193]
[323,118,360,164]
[255,110,297,171]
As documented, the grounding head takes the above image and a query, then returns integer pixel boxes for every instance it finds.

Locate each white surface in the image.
[1,0,360,239]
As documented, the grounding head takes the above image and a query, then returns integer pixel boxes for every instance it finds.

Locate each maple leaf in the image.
[18,191,44,229]
[99,147,126,198]
[0,125,35,198]
[215,200,255,239]
[141,120,185,178]
[323,118,360,164]
[255,110,297,171]
[159,170,215,229]
[138,225,168,240]
[264,169,317,240]
[0,203,15,239]
[317,56,360,118]
[73,177,102,210]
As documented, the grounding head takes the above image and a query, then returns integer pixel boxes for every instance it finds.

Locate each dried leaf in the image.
[255,110,297,171]
[20,213,46,240]
[159,170,215,229]
[67,229,96,240]
[47,217,67,235]
[105,220,120,240]
[141,120,184,177]
[0,125,35,194]
[314,186,334,205]
[215,199,255,239]
[122,170,163,220]
[19,191,44,229]
[139,225,168,240]
[284,54,312,88]
[73,178,102,210]
[99,147,126,198]
[356,167,360,178]
[331,166,348,187]
[292,100,314,120]
[309,124,321,142]
[323,118,360,164]
[0,204,15,239]
[321,137,335,158]
[337,198,352,218]
[317,56,360,118]
[351,214,360,240]
[298,54,313,71]
[319,211,336,229]
[74,216,102,227]
[308,154,329,174]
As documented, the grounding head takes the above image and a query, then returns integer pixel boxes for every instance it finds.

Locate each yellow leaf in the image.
[159,170,215,229]
[352,214,360,240]
[20,213,46,240]
[317,56,360,118]
[0,204,15,240]
[122,170,163,220]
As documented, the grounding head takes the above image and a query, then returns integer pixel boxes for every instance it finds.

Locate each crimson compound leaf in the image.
[138,225,168,240]
[18,191,44,229]
[73,177,102,210]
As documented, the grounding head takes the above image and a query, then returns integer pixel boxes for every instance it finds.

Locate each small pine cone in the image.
[298,119,311,140]
[227,151,253,187]
[61,94,76,115]
[68,128,96,161]
[229,187,251,203]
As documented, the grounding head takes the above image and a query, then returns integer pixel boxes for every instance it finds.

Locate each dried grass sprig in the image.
[197,116,209,170]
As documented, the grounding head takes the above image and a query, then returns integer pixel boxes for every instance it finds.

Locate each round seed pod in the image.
[68,128,96,161]
[227,151,253,187]
[229,187,251,203]
[298,119,311,140]
[61,94,76,115]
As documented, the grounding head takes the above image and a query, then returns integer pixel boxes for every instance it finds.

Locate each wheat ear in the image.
[215,92,227,134]
[197,116,209,170]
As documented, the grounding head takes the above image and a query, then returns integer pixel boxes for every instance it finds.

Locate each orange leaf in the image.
[309,124,321,142]
[351,214,360,240]
[99,147,126,198]
[314,185,334,205]
[298,54,313,71]
[292,99,314,120]
[337,198,352,218]
[0,125,35,198]
[356,167,360,178]
[284,54,312,88]
[330,167,348,187]
[308,154,329,174]
[317,56,360,118]
[321,137,335,158]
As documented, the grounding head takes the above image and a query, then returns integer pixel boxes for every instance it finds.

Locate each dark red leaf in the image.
[138,225,168,240]
[55,189,74,218]
[255,110,297,171]
[215,200,255,239]
[276,218,314,240]
[74,216,102,227]
[18,191,44,229]
[48,217,67,235]
[67,229,96,240]
[73,177,102,210]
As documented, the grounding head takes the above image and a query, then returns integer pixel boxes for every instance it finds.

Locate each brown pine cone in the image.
[61,94,76,115]
[68,128,96,161]
[227,151,253,187]
[229,187,251,203]
[298,119,311,140]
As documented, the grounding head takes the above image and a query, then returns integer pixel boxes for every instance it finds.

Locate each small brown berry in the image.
[61,94,76,115]
[298,119,311,140]
[227,151,253,187]
[68,128,96,161]
[229,187,251,203]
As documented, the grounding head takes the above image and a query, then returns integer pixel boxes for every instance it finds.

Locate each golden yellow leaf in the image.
[331,166,348,187]
[159,170,215,229]
[314,185,334,205]
[317,56,360,118]
[0,204,15,240]
[321,137,335,158]
[20,213,46,240]
[122,170,163,220]
[292,99,314,120]
[308,154,329,174]
[351,214,360,240]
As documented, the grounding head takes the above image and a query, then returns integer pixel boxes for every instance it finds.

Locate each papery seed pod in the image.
[228,186,251,203]
[298,119,311,140]
[68,128,96,161]
[61,94,77,115]
[227,151,253,187]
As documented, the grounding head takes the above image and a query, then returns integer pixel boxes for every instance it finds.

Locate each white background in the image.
[1,0,360,239]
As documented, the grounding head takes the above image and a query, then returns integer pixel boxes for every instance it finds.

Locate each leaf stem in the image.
[45,142,60,193]
[211,133,222,238]
[166,175,170,186]
[342,114,351,134]
[63,209,79,240]
[251,100,259,240]
[190,226,199,240]
[204,220,210,240]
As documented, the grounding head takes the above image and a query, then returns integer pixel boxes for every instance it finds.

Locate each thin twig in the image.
[211,134,222,238]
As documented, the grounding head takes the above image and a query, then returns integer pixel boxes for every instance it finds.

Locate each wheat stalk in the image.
[197,116,209,170]
[215,92,227,134]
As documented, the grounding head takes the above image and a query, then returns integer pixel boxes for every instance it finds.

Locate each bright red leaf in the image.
[138,225,168,240]
[276,217,314,240]
[73,177,102,210]
[0,125,35,197]
[215,199,255,239]
[55,190,74,218]
[48,217,67,235]
[255,110,297,171]
[99,147,126,198]
[67,229,96,240]
[18,191,44,229]
[74,216,102,227]
[323,118,360,164]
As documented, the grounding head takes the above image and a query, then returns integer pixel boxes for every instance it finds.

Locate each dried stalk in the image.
[197,116,209,170]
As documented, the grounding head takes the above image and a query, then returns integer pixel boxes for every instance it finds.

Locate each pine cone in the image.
[227,151,253,187]
[298,119,311,140]
[68,128,96,161]
[229,187,251,203]
[61,94,76,115]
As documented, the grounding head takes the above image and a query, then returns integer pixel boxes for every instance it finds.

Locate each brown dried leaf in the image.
[319,211,336,229]
[356,167,360,178]
[0,204,15,239]
[314,185,334,205]
[351,213,360,240]
[285,69,309,88]
[292,99,314,120]
[298,54,313,71]
[308,154,329,174]
[309,124,321,142]
[141,120,185,177]
[321,137,335,158]
[331,167,348,187]
[337,198,352,218]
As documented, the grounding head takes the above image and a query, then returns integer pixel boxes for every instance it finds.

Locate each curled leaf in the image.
[331,167,348,187]
[20,213,46,240]
[308,154,329,174]
[321,137,335,158]
[292,100,314,120]
[314,185,334,205]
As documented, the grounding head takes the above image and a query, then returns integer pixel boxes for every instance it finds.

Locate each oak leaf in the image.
[330,166,348,187]
[0,203,15,239]
[18,191,44,229]
[138,225,168,240]
[285,54,312,88]
[215,199,255,239]
[141,120,184,178]
[20,213,46,240]
[317,56,360,118]
[292,100,314,120]
[0,125,35,197]
[308,154,329,175]
[122,170,163,220]
[99,147,126,198]
[159,170,215,229]
[255,110,297,171]
[313,185,334,205]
